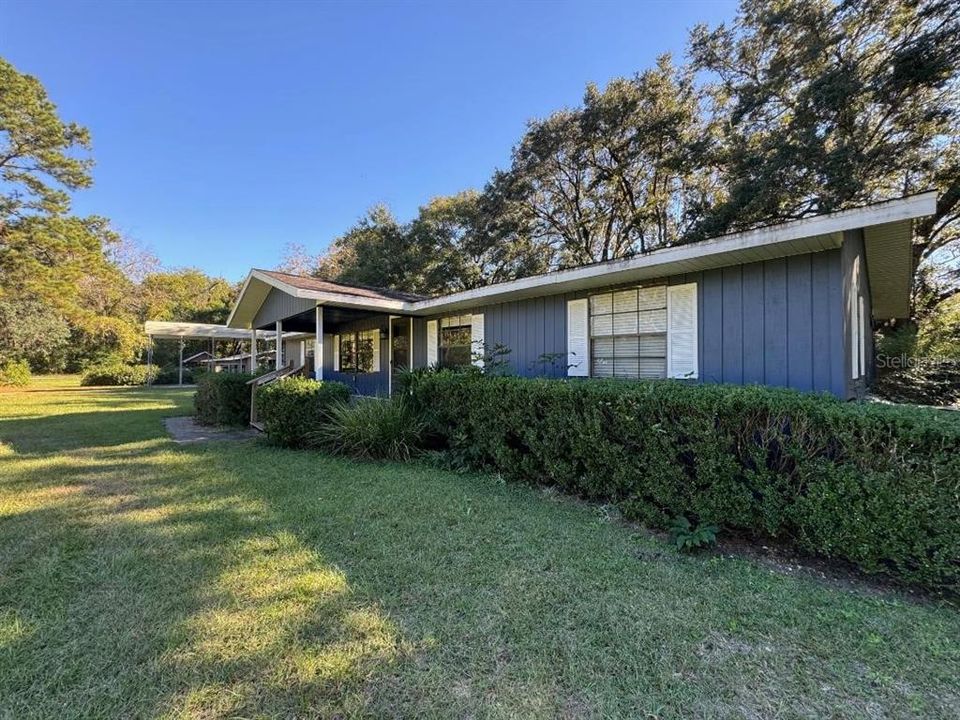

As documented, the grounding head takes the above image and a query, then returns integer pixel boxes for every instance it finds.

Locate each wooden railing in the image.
[246,362,303,430]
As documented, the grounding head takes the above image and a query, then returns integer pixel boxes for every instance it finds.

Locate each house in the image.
[225,192,937,399]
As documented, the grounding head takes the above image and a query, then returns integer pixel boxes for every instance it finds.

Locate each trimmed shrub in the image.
[194,372,255,426]
[255,377,351,447]
[80,362,159,386]
[308,398,425,461]
[0,360,31,387]
[405,372,960,593]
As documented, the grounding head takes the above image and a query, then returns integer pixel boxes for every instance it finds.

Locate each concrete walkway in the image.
[164,416,260,444]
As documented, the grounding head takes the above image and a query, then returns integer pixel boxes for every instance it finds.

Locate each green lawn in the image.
[1,378,958,719]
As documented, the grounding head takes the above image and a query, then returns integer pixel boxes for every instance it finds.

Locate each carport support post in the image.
[315,305,323,380]
[275,320,283,369]
[178,338,185,386]
[146,336,153,384]
[249,329,258,372]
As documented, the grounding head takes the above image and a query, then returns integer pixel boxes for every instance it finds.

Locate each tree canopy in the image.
[298,0,958,318]
[0,58,235,371]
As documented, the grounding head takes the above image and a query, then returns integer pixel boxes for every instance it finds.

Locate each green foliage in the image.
[153,368,193,385]
[308,192,551,297]
[0,359,31,387]
[194,372,255,426]
[0,57,92,218]
[874,295,960,406]
[308,398,425,461]
[80,362,159,387]
[669,516,719,552]
[0,298,71,370]
[255,377,351,447]
[689,0,960,292]
[406,372,960,593]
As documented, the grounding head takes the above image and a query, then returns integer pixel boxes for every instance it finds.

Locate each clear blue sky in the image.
[2,0,737,282]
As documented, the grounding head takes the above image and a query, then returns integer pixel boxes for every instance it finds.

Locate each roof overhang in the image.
[408,191,937,316]
[224,192,936,324]
[226,269,408,328]
[864,219,914,320]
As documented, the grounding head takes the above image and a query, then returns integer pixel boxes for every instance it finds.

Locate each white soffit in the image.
[864,219,914,320]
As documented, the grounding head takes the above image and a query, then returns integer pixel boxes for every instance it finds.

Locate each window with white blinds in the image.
[589,285,668,379]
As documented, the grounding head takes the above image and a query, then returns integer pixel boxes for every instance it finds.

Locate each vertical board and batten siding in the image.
[252,287,316,329]
[678,247,847,398]
[407,244,856,398]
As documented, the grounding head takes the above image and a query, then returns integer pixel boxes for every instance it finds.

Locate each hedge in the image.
[255,377,351,447]
[403,371,960,593]
[80,363,159,386]
[194,372,255,426]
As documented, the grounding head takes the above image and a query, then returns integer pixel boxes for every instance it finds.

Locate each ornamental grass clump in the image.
[307,397,425,461]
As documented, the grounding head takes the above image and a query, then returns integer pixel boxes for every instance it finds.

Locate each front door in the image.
[390,317,411,394]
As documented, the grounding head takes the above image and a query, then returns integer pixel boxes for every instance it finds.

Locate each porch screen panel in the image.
[590,285,667,379]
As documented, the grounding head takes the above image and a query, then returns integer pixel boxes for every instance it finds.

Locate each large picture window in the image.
[590,285,667,379]
[439,315,472,368]
[338,331,376,373]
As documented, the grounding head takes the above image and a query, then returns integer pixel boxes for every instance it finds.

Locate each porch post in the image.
[249,329,258,372]
[275,320,283,368]
[146,336,153,385]
[315,305,323,380]
[388,316,393,396]
[178,338,185,386]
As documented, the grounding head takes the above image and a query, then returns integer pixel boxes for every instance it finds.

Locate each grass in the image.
[1,377,958,719]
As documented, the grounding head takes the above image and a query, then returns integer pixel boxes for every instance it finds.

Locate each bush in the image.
[0,360,31,387]
[406,372,960,593]
[255,377,351,447]
[80,362,159,386]
[194,372,255,426]
[154,368,194,385]
[308,397,425,461]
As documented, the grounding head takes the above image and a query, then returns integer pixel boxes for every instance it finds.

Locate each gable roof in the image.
[254,269,427,302]
[226,191,937,327]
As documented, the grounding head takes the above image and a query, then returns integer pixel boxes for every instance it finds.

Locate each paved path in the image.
[165,416,260,444]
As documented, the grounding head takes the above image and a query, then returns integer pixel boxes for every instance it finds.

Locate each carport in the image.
[143,321,285,385]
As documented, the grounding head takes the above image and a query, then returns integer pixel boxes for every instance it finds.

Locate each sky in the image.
[2,0,738,282]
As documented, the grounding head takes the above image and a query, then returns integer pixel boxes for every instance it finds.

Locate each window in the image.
[439,315,472,368]
[338,331,376,373]
[589,285,667,379]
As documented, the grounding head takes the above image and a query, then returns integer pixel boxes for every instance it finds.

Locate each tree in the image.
[0,57,93,221]
[277,242,321,277]
[495,55,715,266]
[408,190,552,292]
[316,205,434,292]
[689,0,960,301]
[135,269,236,324]
[0,298,71,369]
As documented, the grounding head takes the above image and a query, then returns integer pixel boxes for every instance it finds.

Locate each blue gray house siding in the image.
[254,238,868,400]
[253,287,315,329]
[411,242,862,398]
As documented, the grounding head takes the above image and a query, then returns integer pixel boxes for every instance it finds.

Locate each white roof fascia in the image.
[226,192,937,321]
[406,191,937,315]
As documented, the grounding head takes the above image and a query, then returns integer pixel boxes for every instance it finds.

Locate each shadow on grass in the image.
[3,393,960,718]
[0,419,407,717]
